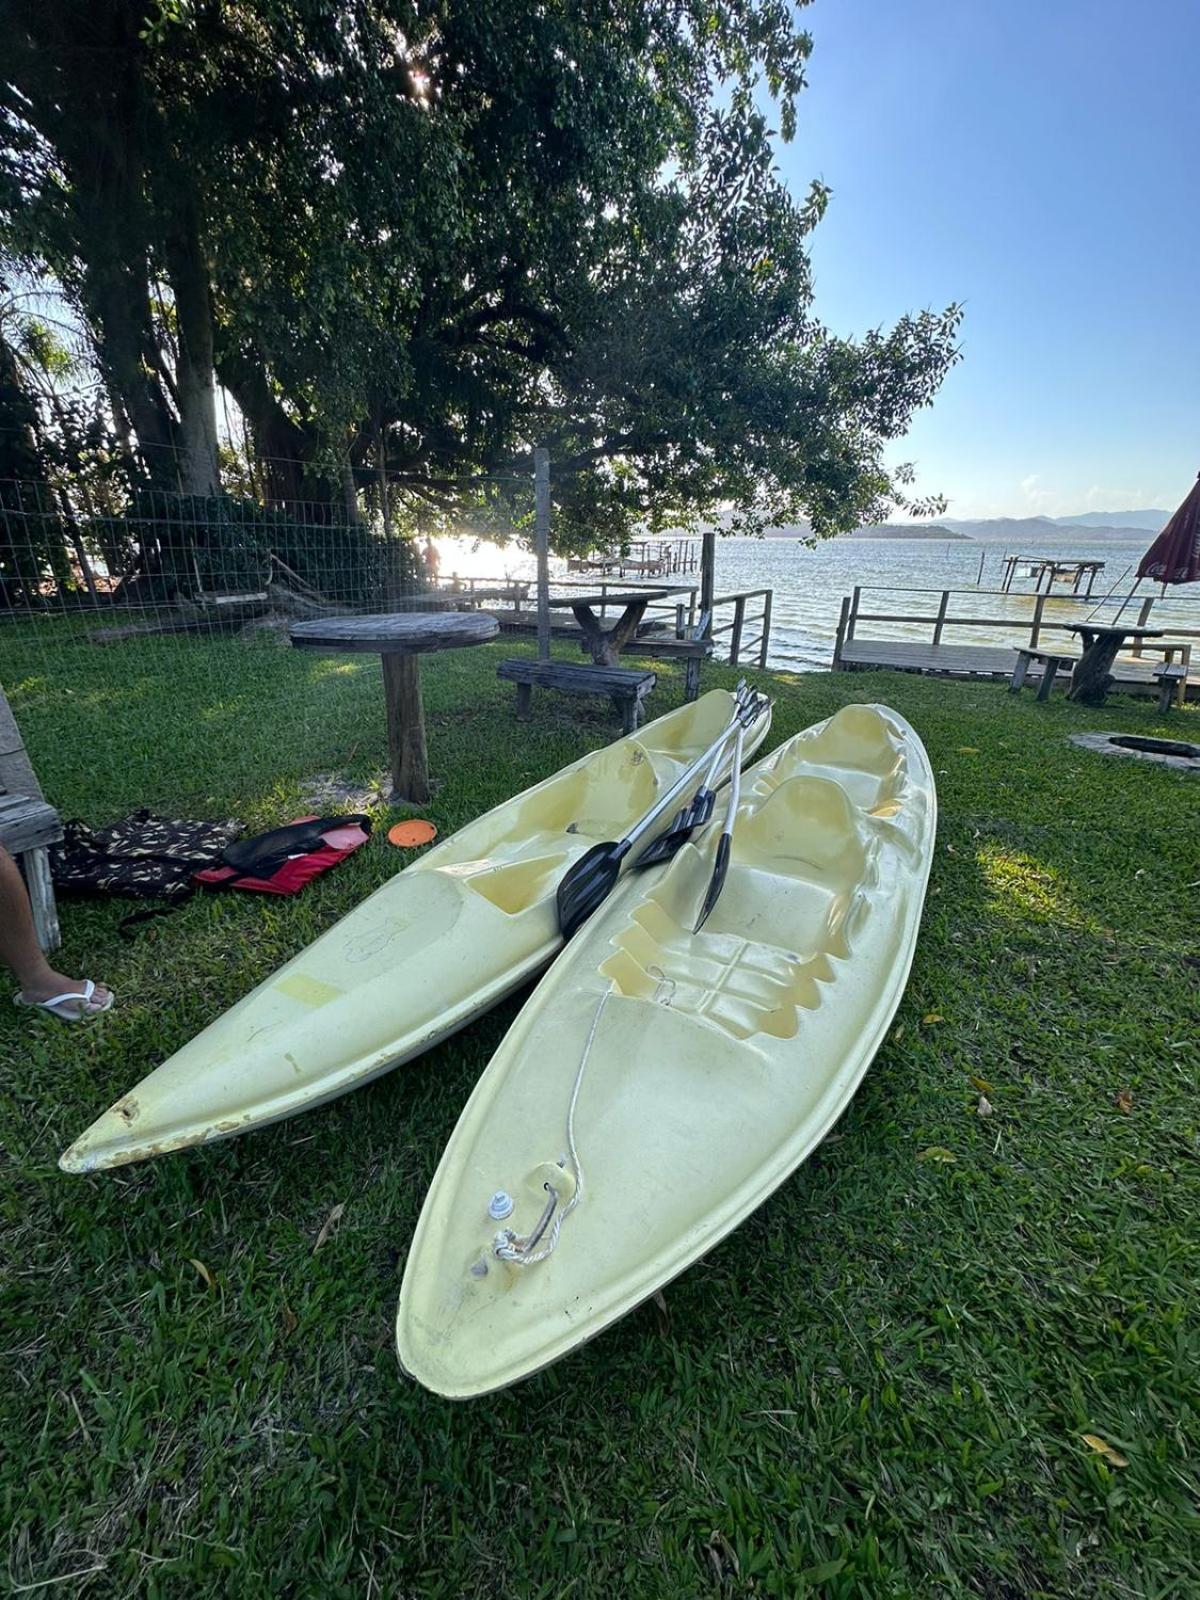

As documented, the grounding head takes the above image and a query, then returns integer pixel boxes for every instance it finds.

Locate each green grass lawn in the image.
[2,623,1199,1598]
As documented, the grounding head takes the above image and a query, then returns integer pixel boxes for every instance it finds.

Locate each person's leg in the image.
[0,845,111,1016]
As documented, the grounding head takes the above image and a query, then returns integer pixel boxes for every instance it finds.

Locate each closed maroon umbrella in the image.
[1137,472,1200,584]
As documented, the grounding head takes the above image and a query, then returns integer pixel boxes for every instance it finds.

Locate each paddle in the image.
[556,695,756,940]
[633,688,766,869]
[693,716,745,933]
[629,681,749,860]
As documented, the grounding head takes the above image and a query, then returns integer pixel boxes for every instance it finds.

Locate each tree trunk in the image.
[218,351,341,521]
[164,197,220,497]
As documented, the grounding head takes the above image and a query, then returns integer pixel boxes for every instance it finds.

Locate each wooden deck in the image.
[837,638,1197,699]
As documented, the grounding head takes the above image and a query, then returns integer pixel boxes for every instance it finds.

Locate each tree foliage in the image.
[0,0,961,544]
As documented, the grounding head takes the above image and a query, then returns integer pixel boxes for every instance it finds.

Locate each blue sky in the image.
[781,0,1199,519]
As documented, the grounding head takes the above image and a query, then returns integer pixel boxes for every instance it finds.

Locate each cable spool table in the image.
[289,612,499,803]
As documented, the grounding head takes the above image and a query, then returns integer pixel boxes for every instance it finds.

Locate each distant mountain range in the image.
[842,522,969,541]
[1052,510,1169,531]
[742,509,1169,542]
[938,514,1164,542]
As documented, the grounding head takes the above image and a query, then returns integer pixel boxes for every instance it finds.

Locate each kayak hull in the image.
[60,690,768,1172]
[396,703,936,1398]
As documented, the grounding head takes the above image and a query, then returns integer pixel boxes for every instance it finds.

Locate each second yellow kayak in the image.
[397,704,936,1397]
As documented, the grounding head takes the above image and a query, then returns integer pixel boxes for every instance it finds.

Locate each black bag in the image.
[51,810,244,903]
[219,815,372,882]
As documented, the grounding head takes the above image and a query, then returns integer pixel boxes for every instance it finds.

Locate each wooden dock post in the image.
[1132,597,1154,656]
[1030,593,1046,648]
[700,529,716,625]
[728,595,746,665]
[932,589,951,646]
[534,447,551,661]
[758,589,772,668]
[832,595,849,669]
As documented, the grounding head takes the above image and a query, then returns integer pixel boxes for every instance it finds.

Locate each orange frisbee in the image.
[388,819,438,848]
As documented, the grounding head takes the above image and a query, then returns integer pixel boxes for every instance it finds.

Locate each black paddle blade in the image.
[632,785,718,869]
[693,832,732,933]
[557,839,631,939]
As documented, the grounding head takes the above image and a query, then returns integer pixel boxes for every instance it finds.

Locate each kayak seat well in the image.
[753,703,907,814]
[597,771,879,1041]
[600,908,838,1043]
[513,739,661,840]
[449,851,572,915]
[635,688,735,757]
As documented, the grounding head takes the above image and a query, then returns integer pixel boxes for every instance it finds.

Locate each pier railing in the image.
[833,585,1200,665]
[709,589,773,668]
[436,577,774,668]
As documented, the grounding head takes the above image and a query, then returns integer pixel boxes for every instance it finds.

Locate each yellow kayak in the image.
[61,688,770,1173]
[396,704,936,1398]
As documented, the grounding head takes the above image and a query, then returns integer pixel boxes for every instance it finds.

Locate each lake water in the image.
[435,534,1200,672]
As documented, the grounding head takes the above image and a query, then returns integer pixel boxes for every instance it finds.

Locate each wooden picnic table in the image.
[1066,623,1164,706]
[289,612,498,802]
[544,588,674,667]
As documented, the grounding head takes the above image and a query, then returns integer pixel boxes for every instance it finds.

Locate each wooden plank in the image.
[0,686,43,801]
[23,845,61,952]
[0,793,63,854]
[497,660,655,693]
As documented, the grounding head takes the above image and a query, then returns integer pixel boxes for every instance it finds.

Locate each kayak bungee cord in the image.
[492,989,611,1267]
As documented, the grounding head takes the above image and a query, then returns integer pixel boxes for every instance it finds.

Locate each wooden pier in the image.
[832,585,1198,702]
[566,539,700,578]
[1000,554,1105,596]
[416,577,773,671]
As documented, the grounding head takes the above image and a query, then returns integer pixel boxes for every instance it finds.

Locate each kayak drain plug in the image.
[487,1191,515,1221]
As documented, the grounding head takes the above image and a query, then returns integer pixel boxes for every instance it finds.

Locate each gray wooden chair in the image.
[0,686,62,950]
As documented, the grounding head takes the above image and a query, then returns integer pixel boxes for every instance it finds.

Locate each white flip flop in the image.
[14,979,115,1022]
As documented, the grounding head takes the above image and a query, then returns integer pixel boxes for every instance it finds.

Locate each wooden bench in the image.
[0,794,63,950]
[497,659,657,735]
[1153,660,1188,714]
[1008,646,1076,702]
[1,685,63,950]
[620,634,713,702]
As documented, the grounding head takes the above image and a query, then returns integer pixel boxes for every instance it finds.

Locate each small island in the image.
[842,522,971,540]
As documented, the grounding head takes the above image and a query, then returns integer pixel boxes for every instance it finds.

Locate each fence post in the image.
[728,595,746,665]
[534,446,551,661]
[700,529,716,637]
[1132,596,1154,655]
[675,602,685,639]
[848,586,862,642]
[758,589,772,668]
[833,595,849,669]
[932,589,950,646]
[1030,593,1046,648]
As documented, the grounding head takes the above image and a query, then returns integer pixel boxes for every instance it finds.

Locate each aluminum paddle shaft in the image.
[556,696,754,940]
[633,690,767,869]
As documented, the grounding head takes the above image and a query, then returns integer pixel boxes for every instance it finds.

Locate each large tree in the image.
[0,0,960,537]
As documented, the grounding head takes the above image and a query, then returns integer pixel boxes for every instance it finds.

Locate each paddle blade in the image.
[693,832,732,933]
[557,840,629,939]
[632,786,718,869]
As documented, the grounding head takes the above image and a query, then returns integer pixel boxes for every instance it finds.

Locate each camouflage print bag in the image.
[51,810,244,903]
